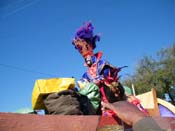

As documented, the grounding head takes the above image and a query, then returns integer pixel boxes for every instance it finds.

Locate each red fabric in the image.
[100,86,116,117]
[131,99,149,115]
[97,116,122,129]
[87,63,98,79]
[85,52,103,79]
[84,51,103,67]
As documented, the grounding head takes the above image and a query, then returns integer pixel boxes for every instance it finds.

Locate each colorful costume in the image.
[72,22,148,116]
[72,22,125,116]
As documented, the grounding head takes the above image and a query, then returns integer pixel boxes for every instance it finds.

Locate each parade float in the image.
[1,22,175,131]
[1,77,175,131]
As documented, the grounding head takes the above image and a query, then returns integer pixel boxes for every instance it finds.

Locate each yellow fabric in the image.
[32,78,75,110]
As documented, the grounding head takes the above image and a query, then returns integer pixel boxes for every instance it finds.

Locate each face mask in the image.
[85,55,93,67]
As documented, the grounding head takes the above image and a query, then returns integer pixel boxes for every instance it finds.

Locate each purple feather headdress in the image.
[73,22,100,49]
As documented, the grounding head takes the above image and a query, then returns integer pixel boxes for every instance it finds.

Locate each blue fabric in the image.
[81,56,117,82]
[81,59,113,83]
[159,104,175,117]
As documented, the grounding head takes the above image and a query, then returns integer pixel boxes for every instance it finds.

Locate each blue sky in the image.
[0,0,174,112]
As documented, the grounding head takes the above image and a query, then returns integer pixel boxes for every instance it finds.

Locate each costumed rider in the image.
[72,22,126,116]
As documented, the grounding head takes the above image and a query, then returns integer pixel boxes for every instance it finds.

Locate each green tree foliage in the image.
[123,44,175,98]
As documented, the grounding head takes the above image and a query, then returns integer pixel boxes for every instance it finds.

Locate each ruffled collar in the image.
[84,51,103,67]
